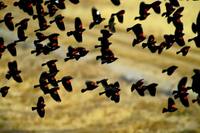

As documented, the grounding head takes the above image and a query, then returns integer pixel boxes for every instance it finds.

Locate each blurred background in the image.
[0,0,200,132]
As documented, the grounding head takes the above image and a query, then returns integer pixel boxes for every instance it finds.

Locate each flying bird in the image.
[32,96,46,118]
[89,7,105,29]
[0,12,14,31]
[81,81,98,93]
[49,14,65,31]
[162,65,178,76]
[0,86,10,97]
[162,97,177,113]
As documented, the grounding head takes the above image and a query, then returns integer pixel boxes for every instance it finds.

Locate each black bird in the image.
[32,96,46,118]
[173,77,189,107]
[188,34,200,48]
[0,86,10,97]
[16,26,28,42]
[162,97,177,113]
[176,46,190,56]
[6,61,22,83]
[45,0,66,9]
[49,14,65,31]
[59,76,73,92]
[142,35,157,53]
[190,69,200,94]
[110,0,120,6]
[49,87,61,102]
[47,72,59,87]
[112,10,125,23]
[81,81,98,93]
[34,16,50,32]
[31,41,44,56]
[145,83,158,96]
[169,0,180,7]
[104,15,115,33]
[0,12,14,31]
[164,34,175,49]
[174,29,185,47]
[69,0,80,4]
[6,41,17,56]
[127,23,146,47]
[135,2,151,20]
[64,46,89,61]
[47,3,58,17]
[162,65,178,76]
[0,1,7,10]
[13,0,34,16]
[162,2,175,17]
[42,59,59,75]
[96,48,118,64]
[191,11,200,34]
[89,7,105,29]
[34,71,50,94]
[67,17,85,42]
[15,18,30,30]
[192,94,200,105]
[0,37,6,58]
[35,32,48,43]
[151,1,162,14]
[131,79,144,92]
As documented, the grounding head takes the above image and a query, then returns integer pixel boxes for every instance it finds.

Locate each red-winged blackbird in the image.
[104,15,115,33]
[49,87,61,102]
[191,11,200,34]
[42,59,59,75]
[45,0,65,9]
[58,76,73,92]
[47,3,58,17]
[89,7,105,29]
[15,18,30,30]
[16,26,28,42]
[49,14,65,31]
[32,96,46,118]
[174,29,185,47]
[176,46,190,56]
[0,13,14,31]
[173,77,189,107]
[142,35,157,53]
[145,83,158,96]
[0,86,10,97]
[81,81,98,93]
[131,79,144,92]
[96,48,118,64]
[67,17,85,42]
[127,23,146,47]
[162,97,177,113]
[110,0,120,6]
[34,71,50,94]
[6,61,23,83]
[162,2,175,17]
[135,2,151,20]
[164,34,175,49]
[0,1,7,10]
[13,0,34,16]
[31,41,44,56]
[162,65,178,76]
[0,37,6,58]
[112,10,125,23]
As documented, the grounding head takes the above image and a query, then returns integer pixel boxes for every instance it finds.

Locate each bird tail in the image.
[49,20,55,24]
[176,51,181,55]
[32,107,37,111]
[81,89,86,93]
[67,31,73,36]
[162,69,167,73]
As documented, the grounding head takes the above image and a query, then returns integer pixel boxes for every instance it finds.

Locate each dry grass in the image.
[0,0,200,132]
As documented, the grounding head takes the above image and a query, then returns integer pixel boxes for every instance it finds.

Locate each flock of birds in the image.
[0,0,200,118]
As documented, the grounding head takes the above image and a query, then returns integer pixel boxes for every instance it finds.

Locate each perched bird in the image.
[176,46,190,56]
[81,81,98,93]
[67,17,85,42]
[162,65,178,76]
[0,86,10,97]
[0,12,14,31]
[110,0,120,6]
[6,61,23,83]
[49,14,65,31]
[162,97,177,113]
[127,23,146,46]
[32,96,46,118]
[89,7,105,29]
[173,77,189,107]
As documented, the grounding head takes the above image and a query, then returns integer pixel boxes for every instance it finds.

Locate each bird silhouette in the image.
[32,96,46,118]
[6,61,23,83]
[162,97,177,113]
[81,81,98,93]
[89,7,105,29]
[49,14,65,31]
[110,0,120,6]
[0,86,10,97]
[0,12,14,31]
[162,65,178,76]
[176,46,190,56]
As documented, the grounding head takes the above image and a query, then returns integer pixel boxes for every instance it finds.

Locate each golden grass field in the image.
[0,0,200,132]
